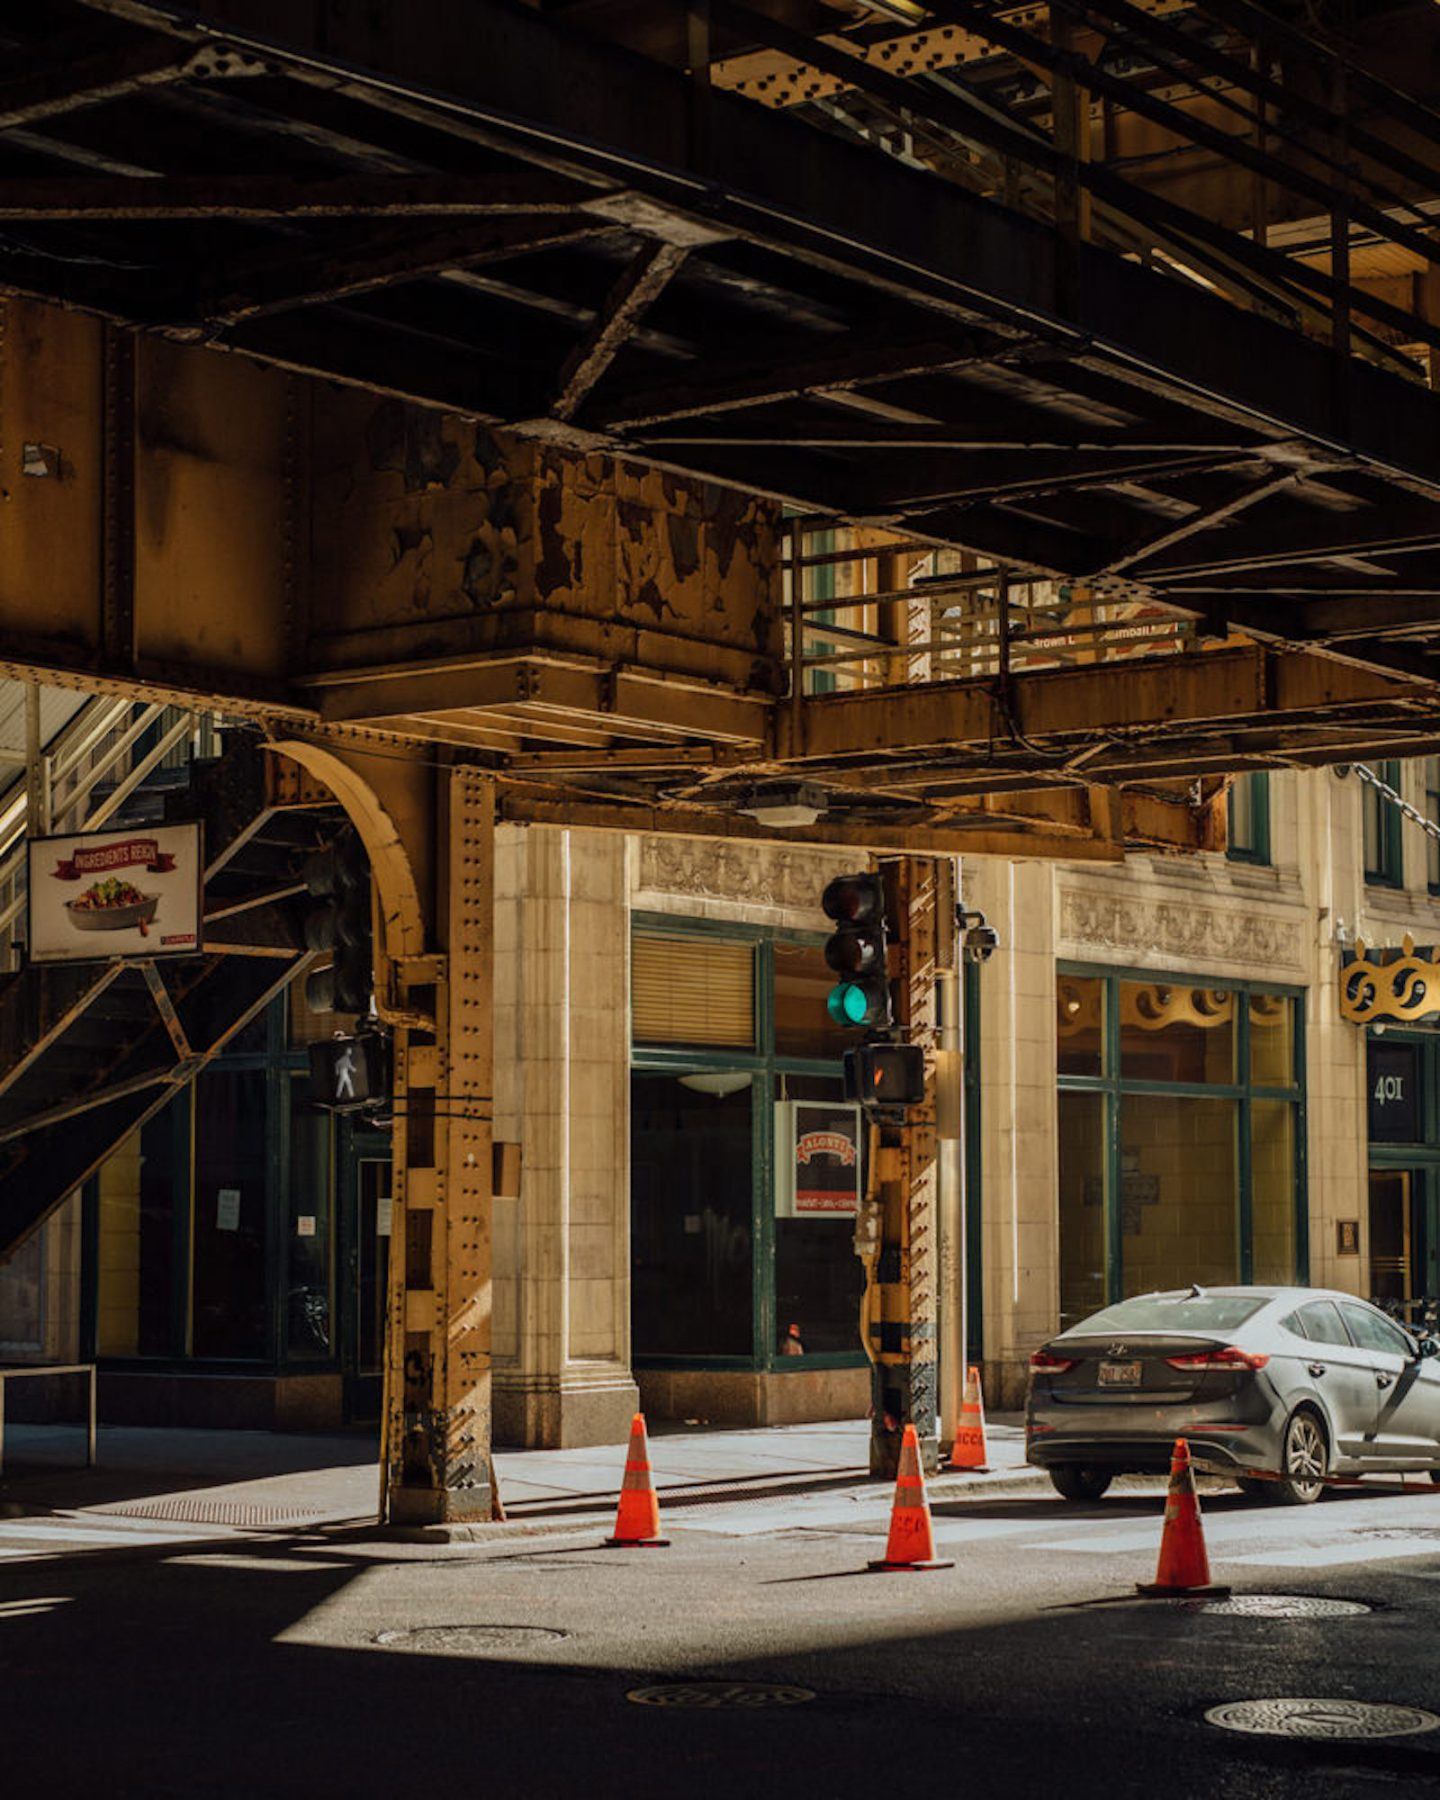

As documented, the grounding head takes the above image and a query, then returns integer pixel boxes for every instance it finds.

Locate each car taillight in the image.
[1030,1348,1078,1374]
[1165,1345,1269,1371]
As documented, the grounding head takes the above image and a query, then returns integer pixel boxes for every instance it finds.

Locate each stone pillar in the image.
[967,858,1061,1410]
[492,826,638,1447]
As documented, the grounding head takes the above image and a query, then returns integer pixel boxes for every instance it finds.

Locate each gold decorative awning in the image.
[1341,937,1440,1026]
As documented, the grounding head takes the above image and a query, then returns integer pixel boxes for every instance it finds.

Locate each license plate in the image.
[1099,1360,1142,1388]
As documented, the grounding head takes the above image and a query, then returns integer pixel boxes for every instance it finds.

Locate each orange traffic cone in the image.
[868,1423,955,1571]
[605,1413,670,1548]
[948,1364,991,1472]
[1136,1438,1229,1598]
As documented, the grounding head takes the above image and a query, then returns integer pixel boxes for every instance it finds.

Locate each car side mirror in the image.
[1415,1337,1438,1361]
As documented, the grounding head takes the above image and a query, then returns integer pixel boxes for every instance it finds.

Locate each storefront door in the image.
[1366,1168,1427,1308]
[338,1123,391,1423]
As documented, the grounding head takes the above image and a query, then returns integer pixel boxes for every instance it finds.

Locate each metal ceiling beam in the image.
[199,216,614,325]
[53,0,1440,497]
[0,32,228,133]
[783,644,1423,761]
[0,171,595,219]
[549,240,689,422]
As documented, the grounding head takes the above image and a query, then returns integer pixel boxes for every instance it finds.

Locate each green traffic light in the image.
[827,981,871,1026]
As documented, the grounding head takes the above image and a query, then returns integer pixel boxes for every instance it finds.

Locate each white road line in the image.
[0,1519,227,1549]
[1229,1538,1440,1569]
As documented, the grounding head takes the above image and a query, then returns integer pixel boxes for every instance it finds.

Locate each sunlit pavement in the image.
[4,1443,1440,1799]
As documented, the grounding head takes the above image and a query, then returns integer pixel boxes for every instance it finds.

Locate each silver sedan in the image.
[1025,1285,1440,1504]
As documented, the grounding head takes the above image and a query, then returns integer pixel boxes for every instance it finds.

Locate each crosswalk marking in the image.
[0,1517,229,1551]
[1230,1537,1440,1569]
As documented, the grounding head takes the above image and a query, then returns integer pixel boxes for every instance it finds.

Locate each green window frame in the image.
[1364,759,1404,888]
[1366,1027,1440,1301]
[630,912,863,1375]
[1056,963,1308,1307]
[82,992,337,1374]
[1426,759,1440,895]
[1226,772,1270,866]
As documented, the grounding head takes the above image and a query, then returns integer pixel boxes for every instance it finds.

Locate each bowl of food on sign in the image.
[66,877,160,934]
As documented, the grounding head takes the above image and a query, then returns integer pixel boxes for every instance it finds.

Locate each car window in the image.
[1280,1311,1309,1340]
[1340,1303,1413,1358]
[1068,1294,1267,1335]
[1296,1300,1352,1347]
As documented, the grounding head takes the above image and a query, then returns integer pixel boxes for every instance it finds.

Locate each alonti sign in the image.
[780,1101,862,1218]
[27,821,203,963]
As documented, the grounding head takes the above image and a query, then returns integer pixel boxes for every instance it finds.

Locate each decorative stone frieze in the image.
[1058,885,1304,973]
[636,834,852,912]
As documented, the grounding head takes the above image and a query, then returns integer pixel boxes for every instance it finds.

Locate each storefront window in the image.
[630,919,861,1372]
[1251,1099,1297,1285]
[1249,992,1296,1088]
[1120,982,1235,1083]
[286,1080,333,1362]
[774,1074,865,1354]
[773,940,853,1059]
[1058,968,1304,1311]
[1120,1095,1239,1291]
[192,1067,271,1359]
[1057,974,1105,1077]
[631,1071,754,1357]
[633,934,755,1049]
[1058,1091,1106,1331]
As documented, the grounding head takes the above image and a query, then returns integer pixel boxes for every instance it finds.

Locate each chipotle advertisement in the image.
[27,822,203,962]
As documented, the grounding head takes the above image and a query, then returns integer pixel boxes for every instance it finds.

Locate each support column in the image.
[384,768,495,1525]
[867,856,940,1479]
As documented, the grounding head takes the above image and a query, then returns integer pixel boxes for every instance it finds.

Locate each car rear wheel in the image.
[1048,1465,1113,1502]
[1272,1409,1328,1505]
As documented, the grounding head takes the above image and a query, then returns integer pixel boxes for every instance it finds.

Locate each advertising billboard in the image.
[26,822,204,963]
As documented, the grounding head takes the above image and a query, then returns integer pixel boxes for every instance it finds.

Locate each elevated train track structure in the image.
[4,0,1440,1517]
[0,0,1436,850]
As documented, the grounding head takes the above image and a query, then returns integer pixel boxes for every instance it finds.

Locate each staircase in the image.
[0,727,346,1262]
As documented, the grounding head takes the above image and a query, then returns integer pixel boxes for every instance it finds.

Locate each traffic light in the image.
[822,872,891,1029]
[301,826,372,1015]
[844,1043,926,1109]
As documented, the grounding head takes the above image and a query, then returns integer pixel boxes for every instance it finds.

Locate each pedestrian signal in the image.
[307,1031,389,1113]
[822,873,891,1030]
[843,1043,926,1109]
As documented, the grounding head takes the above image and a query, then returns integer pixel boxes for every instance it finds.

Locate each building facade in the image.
[12,762,1440,1446]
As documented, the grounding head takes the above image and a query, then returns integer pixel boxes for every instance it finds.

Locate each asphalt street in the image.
[5,1473,1440,1799]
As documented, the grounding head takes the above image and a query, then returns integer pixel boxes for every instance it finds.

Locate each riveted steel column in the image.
[385,768,495,1525]
[868,856,940,1480]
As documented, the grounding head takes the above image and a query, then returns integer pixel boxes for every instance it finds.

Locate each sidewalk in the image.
[0,1414,1036,1532]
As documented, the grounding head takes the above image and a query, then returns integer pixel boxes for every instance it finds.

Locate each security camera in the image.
[957,908,1000,964]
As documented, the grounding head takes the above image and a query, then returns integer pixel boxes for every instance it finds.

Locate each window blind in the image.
[632,934,754,1047]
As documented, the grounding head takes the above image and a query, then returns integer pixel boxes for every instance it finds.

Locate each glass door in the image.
[1367,1168,1417,1307]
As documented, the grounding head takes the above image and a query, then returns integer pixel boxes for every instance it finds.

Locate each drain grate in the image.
[97,1499,325,1528]
[1206,1699,1440,1741]
[628,1682,815,1709]
[1200,1596,1371,1619]
[1360,1528,1440,1541]
[375,1624,569,1653]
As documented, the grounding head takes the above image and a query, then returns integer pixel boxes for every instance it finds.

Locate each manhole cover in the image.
[627,1682,815,1709]
[1206,1699,1440,1740]
[1361,1528,1440,1541]
[1200,1595,1371,1619]
[374,1625,569,1653]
